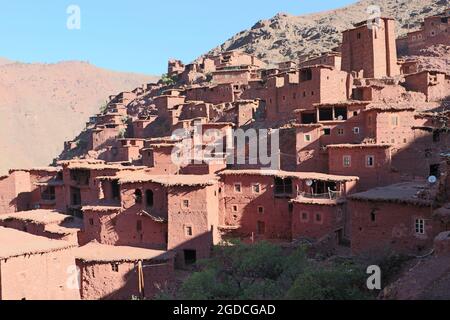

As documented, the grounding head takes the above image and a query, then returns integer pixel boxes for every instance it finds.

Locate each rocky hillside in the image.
[207,0,449,64]
[0,60,157,175]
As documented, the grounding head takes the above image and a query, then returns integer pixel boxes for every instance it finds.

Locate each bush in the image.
[177,241,373,300]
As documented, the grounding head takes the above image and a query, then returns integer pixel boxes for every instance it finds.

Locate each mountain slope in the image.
[207,0,449,64]
[0,61,157,174]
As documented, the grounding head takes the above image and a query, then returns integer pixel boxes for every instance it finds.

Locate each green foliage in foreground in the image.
[177,241,373,300]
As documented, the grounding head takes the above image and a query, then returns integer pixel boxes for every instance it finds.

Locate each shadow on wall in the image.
[391,96,450,181]
[83,231,214,301]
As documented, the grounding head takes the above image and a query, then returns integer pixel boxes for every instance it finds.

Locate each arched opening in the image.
[146,190,154,208]
[134,189,143,204]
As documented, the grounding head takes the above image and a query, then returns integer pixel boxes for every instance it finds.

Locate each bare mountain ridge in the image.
[207,0,449,64]
[0,60,157,175]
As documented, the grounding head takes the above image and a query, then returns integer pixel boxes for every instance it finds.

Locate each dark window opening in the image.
[70,169,90,186]
[184,250,197,265]
[433,131,441,142]
[300,69,313,81]
[274,178,293,197]
[323,128,331,136]
[111,263,119,272]
[301,112,316,124]
[89,218,94,226]
[146,190,154,208]
[430,164,440,178]
[134,189,143,204]
[41,186,56,201]
[319,108,333,121]
[70,187,82,206]
[335,107,348,120]
[370,210,377,222]
[111,180,120,201]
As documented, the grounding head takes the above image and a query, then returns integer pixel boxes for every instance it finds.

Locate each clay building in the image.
[0,227,79,300]
[341,17,399,78]
[75,242,174,300]
[218,170,358,243]
[403,8,450,54]
[349,182,446,256]
[0,210,81,244]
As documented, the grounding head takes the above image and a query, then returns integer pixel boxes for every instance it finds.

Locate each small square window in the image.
[315,213,323,223]
[183,199,190,208]
[185,226,193,237]
[111,263,119,272]
[252,184,261,194]
[234,183,242,193]
[304,134,312,142]
[391,115,399,127]
[353,127,360,134]
[301,212,309,222]
[366,156,375,167]
[337,128,344,135]
[258,206,264,214]
[415,219,425,235]
[323,128,331,136]
[353,111,358,117]
[343,156,351,168]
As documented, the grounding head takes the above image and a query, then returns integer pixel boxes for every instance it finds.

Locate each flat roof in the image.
[219,169,359,182]
[0,210,73,225]
[291,197,346,206]
[75,242,173,263]
[327,144,391,149]
[9,167,61,174]
[0,227,76,260]
[349,182,433,206]
[105,170,218,187]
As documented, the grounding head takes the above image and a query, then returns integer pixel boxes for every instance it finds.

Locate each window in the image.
[370,210,377,222]
[184,250,197,265]
[232,205,238,212]
[366,156,375,168]
[353,127,360,134]
[304,134,312,142]
[134,189,143,204]
[252,184,261,194]
[89,218,94,226]
[41,186,56,201]
[433,131,441,142]
[391,115,399,127]
[137,220,142,232]
[357,32,361,39]
[343,156,351,168]
[185,225,193,237]
[182,200,190,208]
[337,128,344,135]
[111,263,119,272]
[234,183,242,193]
[315,213,323,223]
[145,190,154,208]
[274,178,293,196]
[258,206,264,214]
[415,219,425,235]
[301,212,309,222]
[323,128,331,136]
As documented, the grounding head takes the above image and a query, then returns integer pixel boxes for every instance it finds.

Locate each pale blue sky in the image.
[0,0,357,74]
